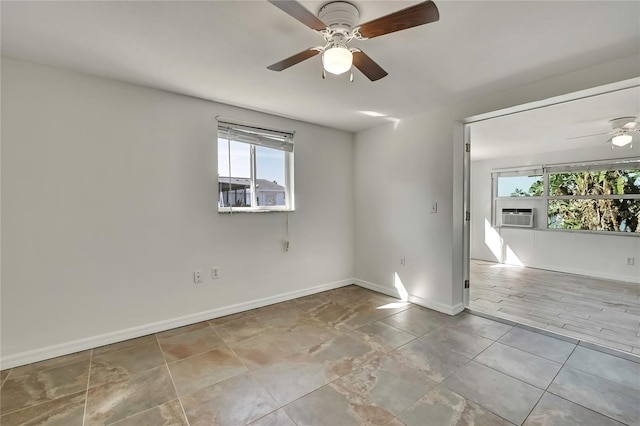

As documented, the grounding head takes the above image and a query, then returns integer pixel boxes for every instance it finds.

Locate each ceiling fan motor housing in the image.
[319,1,359,33]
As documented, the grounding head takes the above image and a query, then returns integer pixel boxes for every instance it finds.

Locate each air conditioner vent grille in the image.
[501,208,534,228]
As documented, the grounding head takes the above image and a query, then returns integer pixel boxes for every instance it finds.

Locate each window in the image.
[495,171,544,197]
[492,160,640,233]
[217,119,294,212]
[546,163,640,232]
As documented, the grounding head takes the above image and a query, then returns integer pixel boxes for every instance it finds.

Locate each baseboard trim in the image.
[353,279,464,316]
[533,263,639,284]
[353,278,401,299]
[1,278,354,369]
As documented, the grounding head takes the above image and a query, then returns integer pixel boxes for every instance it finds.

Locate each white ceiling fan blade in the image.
[621,121,640,130]
[566,132,609,140]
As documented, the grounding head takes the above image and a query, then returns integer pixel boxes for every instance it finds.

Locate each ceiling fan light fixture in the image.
[323,46,353,75]
[612,133,633,147]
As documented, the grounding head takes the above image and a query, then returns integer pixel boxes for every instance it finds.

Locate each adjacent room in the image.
[1,1,639,425]
[468,86,640,353]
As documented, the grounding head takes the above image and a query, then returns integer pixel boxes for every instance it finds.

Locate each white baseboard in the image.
[353,279,465,316]
[353,278,401,298]
[533,263,640,284]
[1,278,354,369]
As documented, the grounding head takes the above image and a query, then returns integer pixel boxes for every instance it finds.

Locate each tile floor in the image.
[469,260,640,354]
[1,285,639,425]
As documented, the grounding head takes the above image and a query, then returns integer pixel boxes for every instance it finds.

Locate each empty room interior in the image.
[1,1,639,426]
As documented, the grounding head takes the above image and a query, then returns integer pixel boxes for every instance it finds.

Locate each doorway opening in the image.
[461,78,640,354]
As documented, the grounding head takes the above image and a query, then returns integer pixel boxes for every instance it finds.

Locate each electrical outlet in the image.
[626,257,635,266]
[212,267,220,279]
[194,270,202,283]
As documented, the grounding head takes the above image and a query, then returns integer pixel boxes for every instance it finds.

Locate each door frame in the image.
[459,77,640,307]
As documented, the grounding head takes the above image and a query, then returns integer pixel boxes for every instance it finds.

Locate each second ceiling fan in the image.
[267,0,440,81]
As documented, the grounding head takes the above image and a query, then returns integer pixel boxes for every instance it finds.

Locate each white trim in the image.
[531,263,640,285]
[463,77,640,125]
[1,279,353,369]
[407,295,465,316]
[353,278,401,298]
[353,279,465,316]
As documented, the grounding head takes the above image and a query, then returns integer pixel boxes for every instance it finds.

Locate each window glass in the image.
[217,121,294,212]
[548,198,640,232]
[255,146,286,207]
[492,164,640,233]
[218,140,252,208]
[548,169,640,196]
[547,168,640,232]
[497,175,543,197]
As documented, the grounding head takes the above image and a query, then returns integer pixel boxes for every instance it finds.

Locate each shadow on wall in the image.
[484,218,523,266]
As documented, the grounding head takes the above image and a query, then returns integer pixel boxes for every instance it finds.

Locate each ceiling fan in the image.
[266,0,439,81]
[569,117,639,149]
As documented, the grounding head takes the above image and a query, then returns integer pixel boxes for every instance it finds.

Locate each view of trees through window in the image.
[506,168,640,232]
[546,169,640,232]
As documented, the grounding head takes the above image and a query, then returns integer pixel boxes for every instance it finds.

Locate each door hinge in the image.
[464,279,470,289]
[465,143,471,153]
[465,211,471,221]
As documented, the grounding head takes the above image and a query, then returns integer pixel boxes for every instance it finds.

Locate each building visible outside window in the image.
[217,119,294,212]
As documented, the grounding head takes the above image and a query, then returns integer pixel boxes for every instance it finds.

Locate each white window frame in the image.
[545,158,640,234]
[217,118,295,213]
[491,166,543,226]
[491,159,640,235]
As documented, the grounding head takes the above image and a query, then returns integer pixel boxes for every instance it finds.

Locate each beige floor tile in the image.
[93,335,158,356]
[399,387,512,426]
[0,391,85,426]
[0,359,89,415]
[84,365,176,426]
[181,373,278,426]
[6,285,636,425]
[168,347,248,396]
[158,325,226,362]
[109,399,188,426]
[90,342,165,388]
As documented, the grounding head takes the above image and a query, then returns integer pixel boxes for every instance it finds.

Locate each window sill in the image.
[494,225,639,237]
[218,208,294,214]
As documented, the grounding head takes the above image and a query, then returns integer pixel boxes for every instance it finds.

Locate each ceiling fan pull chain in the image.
[350,70,354,83]
[322,69,326,79]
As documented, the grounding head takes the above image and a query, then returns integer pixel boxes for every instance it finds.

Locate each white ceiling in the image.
[1,1,639,133]
[470,86,640,160]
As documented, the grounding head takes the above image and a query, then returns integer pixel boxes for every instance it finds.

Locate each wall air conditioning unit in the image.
[501,208,534,228]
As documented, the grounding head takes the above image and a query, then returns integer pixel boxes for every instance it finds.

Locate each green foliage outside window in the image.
[545,169,640,232]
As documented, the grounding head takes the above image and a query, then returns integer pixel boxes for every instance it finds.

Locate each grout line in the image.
[545,392,631,425]
[0,389,88,418]
[81,349,93,426]
[155,333,191,426]
[0,353,96,419]
[0,369,11,388]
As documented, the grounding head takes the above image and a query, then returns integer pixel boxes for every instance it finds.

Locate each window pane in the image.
[255,146,286,207]
[547,198,640,232]
[497,175,543,197]
[218,139,251,208]
[548,169,640,196]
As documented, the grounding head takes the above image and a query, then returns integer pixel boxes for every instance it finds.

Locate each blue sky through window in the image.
[218,139,285,185]
[497,175,542,197]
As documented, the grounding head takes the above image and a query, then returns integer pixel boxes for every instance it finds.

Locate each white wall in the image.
[3,53,640,367]
[1,57,355,363]
[471,147,640,283]
[354,54,640,311]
